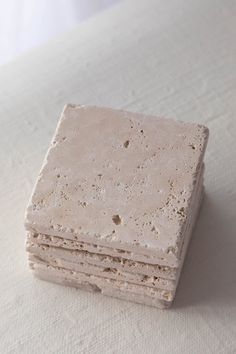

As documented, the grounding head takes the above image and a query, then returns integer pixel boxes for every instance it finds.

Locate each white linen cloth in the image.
[0,0,236,353]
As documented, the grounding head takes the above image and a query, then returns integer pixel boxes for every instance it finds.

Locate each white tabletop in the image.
[0,0,236,353]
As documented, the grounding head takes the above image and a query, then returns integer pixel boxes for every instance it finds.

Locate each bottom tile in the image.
[34,268,171,309]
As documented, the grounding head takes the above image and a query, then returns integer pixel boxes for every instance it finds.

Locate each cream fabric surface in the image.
[0,0,236,353]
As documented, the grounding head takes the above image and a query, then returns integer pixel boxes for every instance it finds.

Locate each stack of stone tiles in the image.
[25,104,209,309]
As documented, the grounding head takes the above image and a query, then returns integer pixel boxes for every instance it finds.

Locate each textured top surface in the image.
[25,104,208,258]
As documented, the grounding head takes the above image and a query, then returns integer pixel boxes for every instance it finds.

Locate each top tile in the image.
[25,104,208,265]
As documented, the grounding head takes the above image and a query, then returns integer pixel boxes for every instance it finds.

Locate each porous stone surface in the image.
[27,173,204,307]
[28,253,176,291]
[34,268,171,309]
[31,262,174,302]
[25,104,209,263]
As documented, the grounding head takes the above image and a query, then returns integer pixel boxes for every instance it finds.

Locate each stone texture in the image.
[27,177,204,308]
[34,269,171,309]
[25,104,209,264]
[28,253,176,291]
[31,261,174,302]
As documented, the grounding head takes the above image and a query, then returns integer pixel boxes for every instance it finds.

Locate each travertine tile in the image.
[25,104,208,265]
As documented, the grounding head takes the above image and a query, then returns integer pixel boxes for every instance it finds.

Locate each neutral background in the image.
[0,0,119,65]
[0,0,236,353]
